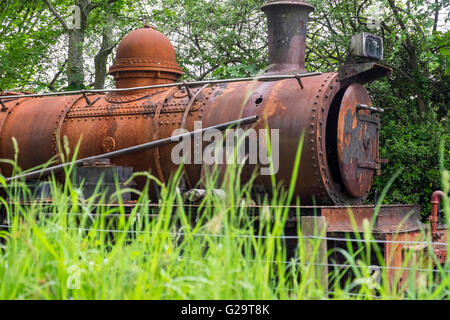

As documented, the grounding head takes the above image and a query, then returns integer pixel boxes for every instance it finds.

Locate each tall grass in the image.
[0,138,448,300]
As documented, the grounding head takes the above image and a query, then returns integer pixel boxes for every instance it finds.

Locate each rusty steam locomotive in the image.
[0,0,393,206]
[1,0,448,279]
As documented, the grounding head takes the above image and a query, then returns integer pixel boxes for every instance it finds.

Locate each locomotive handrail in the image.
[356,104,384,113]
[4,115,258,183]
[0,72,322,100]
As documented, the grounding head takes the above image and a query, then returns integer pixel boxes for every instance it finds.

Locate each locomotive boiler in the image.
[0,0,392,205]
[1,0,448,281]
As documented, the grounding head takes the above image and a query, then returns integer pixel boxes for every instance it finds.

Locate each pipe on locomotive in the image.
[430,190,445,236]
[5,115,258,183]
[0,0,389,205]
[0,73,322,101]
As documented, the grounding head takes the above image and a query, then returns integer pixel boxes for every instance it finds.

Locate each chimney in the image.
[262,0,314,74]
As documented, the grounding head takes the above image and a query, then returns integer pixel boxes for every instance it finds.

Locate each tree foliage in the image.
[0,0,62,90]
[303,0,449,213]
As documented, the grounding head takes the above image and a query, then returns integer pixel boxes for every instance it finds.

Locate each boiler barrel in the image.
[0,72,380,205]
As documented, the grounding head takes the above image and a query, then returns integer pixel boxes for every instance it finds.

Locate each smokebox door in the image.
[337,83,378,197]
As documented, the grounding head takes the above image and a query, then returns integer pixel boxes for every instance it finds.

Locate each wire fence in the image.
[1,221,449,301]
[169,255,450,274]
[4,210,447,245]
[269,287,398,300]
[2,205,448,301]
[1,223,448,246]
[1,222,449,276]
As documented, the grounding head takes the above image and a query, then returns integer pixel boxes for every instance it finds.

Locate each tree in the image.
[42,0,125,89]
[306,0,449,115]
[145,0,268,80]
[0,0,62,90]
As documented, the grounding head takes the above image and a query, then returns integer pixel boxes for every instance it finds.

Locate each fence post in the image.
[301,216,328,290]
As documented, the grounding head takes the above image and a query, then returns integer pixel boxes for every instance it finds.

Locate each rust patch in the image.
[336,84,377,197]
[102,136,116,153]
[262,80,286,118]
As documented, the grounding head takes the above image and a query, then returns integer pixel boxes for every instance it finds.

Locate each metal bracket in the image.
[0,99,7,112]
[295,74,304,89]
[83,96,101,108]
[80,91,91,105]
[358,158,388,172]
[338,62,392,85]
[356,104,387,174]
[358,161,380,170]
[183,81,193,100]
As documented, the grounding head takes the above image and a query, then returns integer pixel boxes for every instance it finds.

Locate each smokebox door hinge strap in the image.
[356,105,381,128]
[358,161,381,170]
[356,104,384,113]
[356,104,387,175]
